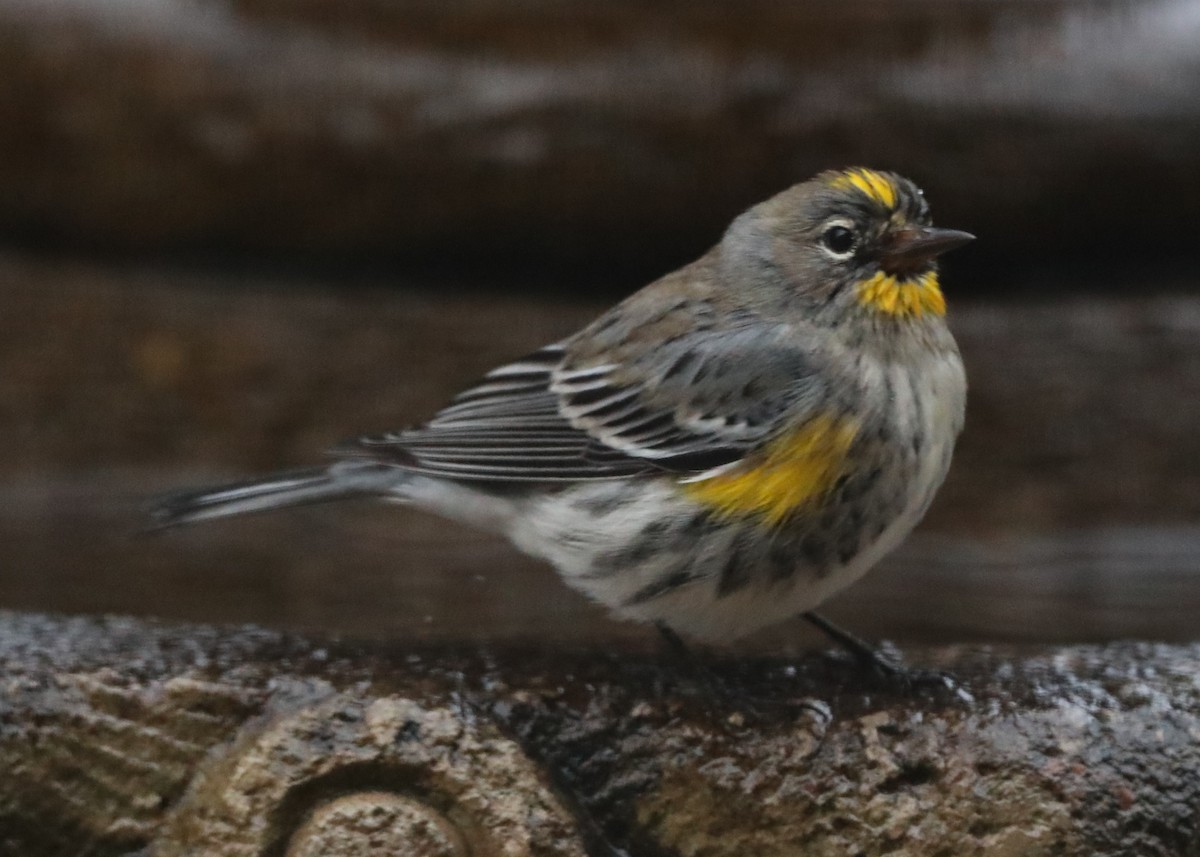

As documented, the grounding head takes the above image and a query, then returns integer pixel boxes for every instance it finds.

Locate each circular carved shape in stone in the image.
[156,683,587,857]
[286,791,467,857]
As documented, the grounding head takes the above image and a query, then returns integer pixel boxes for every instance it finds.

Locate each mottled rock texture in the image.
[0,611,1197,855]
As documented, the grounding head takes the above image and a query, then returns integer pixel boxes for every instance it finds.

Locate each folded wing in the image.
[341,323,831,483]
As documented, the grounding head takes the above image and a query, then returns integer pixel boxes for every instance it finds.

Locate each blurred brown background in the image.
[2,0,1199,650]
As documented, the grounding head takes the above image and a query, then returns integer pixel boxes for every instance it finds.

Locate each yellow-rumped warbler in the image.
[152,168,971,649]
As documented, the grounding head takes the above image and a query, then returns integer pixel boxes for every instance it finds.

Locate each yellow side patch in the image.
[831,168,898,209]
[856,271,946,318]
[683,416,857,525]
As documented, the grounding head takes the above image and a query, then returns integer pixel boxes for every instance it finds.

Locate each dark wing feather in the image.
[342,324,831,482]
[343,345,654,481]
[555,323,830,463]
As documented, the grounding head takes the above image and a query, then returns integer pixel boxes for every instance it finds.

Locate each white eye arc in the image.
[819,219,858,259]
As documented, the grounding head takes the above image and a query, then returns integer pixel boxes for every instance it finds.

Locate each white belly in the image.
[618,354,965,641]
[403,352,965,643]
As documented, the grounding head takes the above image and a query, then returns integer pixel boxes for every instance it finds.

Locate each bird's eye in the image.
[821,224,857,256]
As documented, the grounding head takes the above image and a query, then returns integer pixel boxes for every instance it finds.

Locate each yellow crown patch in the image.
[831,168,898,209]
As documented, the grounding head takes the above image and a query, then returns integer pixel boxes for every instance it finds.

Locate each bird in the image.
[150,167,972,657]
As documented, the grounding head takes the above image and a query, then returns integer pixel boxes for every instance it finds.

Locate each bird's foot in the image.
[801,612,972,702]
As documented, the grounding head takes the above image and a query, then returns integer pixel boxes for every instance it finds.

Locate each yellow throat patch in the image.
[856,270,946,318]
[830,168,898,209]
[683,415,858,525]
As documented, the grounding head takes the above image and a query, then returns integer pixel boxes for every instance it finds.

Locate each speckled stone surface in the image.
[0,611,1196,855]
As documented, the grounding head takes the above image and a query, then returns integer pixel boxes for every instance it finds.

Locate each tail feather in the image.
[147,462,402,530]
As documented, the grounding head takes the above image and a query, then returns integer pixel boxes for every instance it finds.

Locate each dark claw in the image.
[801,611,973,703]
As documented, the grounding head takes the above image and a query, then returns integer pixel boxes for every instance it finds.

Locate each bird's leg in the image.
[801,612,961,694]
[655,621,721,694]
[654,622,758,722]
[654,621,694,662]
[802,611,894,669]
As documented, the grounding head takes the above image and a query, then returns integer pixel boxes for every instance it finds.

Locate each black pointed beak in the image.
[882,227,975,272]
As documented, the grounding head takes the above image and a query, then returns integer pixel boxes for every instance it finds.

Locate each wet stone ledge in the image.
[0,611,1197,856]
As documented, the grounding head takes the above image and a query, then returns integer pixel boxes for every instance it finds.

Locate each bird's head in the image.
[720,168,974,324]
